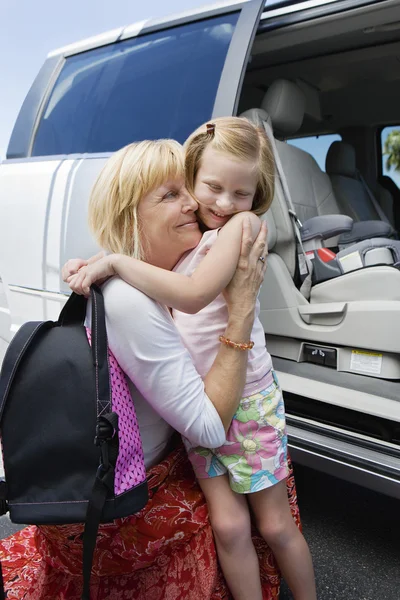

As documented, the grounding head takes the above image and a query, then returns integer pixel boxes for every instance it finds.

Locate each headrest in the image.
[261,79,305,137]
[264,210,277,251]
[240,108,269,128]
[325,141,357,178]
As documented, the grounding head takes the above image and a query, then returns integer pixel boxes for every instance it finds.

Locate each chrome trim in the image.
[289,444,400,499]
[287,413,400,451]
[287,423,400,473]
[137,1,245,37]
[120,20,151,41]
[48,27,124,59]
[2,153,113,164]
[261,0,339,19]
[277,370,400,423]
[287,421,400,498]
[8,285,69,301]
[257,0,390,32]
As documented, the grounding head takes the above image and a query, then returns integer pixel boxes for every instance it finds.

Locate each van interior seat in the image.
[377,175,400,230]
[376,182,396,229]
[326,141,396,235]
[241,79,396,250]
[240,79,400,376]
[240,78,400,286]
[242,79,341,225]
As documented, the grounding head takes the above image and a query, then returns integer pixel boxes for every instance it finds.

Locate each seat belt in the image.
[357,171,390,224]
[263,120,313,299]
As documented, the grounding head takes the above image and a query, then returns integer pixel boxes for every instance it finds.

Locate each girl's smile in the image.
[193,146,257,229]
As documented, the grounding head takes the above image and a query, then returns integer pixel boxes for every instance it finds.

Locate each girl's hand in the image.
[62,258,88,284]
[68,256,116,296]
[224,218,268,318]
[61,251,105,284]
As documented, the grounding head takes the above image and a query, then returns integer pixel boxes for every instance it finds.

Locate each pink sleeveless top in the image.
[173,229,273,397]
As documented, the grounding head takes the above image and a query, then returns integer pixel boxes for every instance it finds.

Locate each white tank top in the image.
[173,229,273,397]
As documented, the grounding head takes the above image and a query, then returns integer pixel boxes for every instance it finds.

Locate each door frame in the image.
[212,0,266,118]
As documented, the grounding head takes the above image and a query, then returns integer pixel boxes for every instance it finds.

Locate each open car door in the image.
[212,0,267,118]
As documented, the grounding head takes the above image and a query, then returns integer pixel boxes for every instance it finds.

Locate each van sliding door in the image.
[212,0,266,118]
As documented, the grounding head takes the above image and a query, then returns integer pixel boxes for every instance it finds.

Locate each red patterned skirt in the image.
[0,445,301,599]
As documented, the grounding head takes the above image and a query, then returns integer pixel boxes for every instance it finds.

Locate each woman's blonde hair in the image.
[184,116,275,216]
[89,139,184,259]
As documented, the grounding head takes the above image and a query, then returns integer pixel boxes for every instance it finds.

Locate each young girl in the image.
[69,118,316,600]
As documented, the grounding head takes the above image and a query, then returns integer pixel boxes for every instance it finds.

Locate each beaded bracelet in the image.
[219,335,254,351]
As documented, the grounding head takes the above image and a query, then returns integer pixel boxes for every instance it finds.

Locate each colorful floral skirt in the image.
[185,373,289,494]
[0,444,301,599]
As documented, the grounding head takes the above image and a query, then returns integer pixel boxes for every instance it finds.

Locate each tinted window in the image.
[381,126,400,187]
[32,14,239,156]
[288,133,341,172]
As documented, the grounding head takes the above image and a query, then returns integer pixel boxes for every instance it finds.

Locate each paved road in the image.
[280,464,399,600]
[0,463,399,599]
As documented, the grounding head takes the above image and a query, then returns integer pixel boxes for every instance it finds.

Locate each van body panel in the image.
[0,158,65,333]
[59,158,107,295]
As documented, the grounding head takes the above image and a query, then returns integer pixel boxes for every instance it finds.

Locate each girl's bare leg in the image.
[248,479,317,600]
[198,475,263,600]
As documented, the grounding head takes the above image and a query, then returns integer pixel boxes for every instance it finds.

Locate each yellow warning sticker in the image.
[350,350,382,375]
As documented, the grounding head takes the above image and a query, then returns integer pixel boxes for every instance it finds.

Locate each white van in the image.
[1,0,400,497]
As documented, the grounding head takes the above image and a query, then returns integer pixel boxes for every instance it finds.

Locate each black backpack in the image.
[0,285,148,599]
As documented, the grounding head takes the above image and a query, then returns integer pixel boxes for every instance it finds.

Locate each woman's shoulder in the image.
[101,277,181,350]
[102,276,171,321]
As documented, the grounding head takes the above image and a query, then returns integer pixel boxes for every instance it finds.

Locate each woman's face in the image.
[138,176,201,270]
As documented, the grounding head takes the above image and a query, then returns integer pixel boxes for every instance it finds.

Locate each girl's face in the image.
[193,145,258,229]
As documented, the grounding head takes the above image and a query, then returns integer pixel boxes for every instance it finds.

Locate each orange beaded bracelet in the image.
[219,335,254,351]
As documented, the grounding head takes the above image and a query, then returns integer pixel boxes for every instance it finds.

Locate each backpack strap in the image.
[81,285,118,600]
[90,284,111,416]
[0,321,51,423]
[58,291,87,326]
[82,412,118,600]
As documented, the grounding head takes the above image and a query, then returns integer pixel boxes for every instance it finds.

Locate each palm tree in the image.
[383,130,400,173]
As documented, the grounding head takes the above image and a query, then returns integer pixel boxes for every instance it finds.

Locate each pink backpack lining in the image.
[86,328,146,496]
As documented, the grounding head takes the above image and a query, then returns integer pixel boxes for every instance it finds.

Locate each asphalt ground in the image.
[0,463,398,599]
[280,464,399,600]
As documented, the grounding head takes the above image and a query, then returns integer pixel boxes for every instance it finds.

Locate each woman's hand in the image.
[208,218,268,430]
[68,256,117,295]
[224,217,268,319]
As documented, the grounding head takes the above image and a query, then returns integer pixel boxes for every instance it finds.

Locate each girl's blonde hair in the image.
[184,116,275,216]
[89,139,184,259]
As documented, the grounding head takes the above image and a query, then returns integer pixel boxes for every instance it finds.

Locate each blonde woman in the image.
[69,119,316,600]
[0,139,297,600]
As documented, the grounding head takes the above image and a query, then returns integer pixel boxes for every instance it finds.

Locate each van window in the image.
[381,126,400,186]
[32,14,239,156]
[288,133,341,172]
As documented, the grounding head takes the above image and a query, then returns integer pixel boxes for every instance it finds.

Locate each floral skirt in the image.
[0,444,301,599]
[185,373,289,494]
